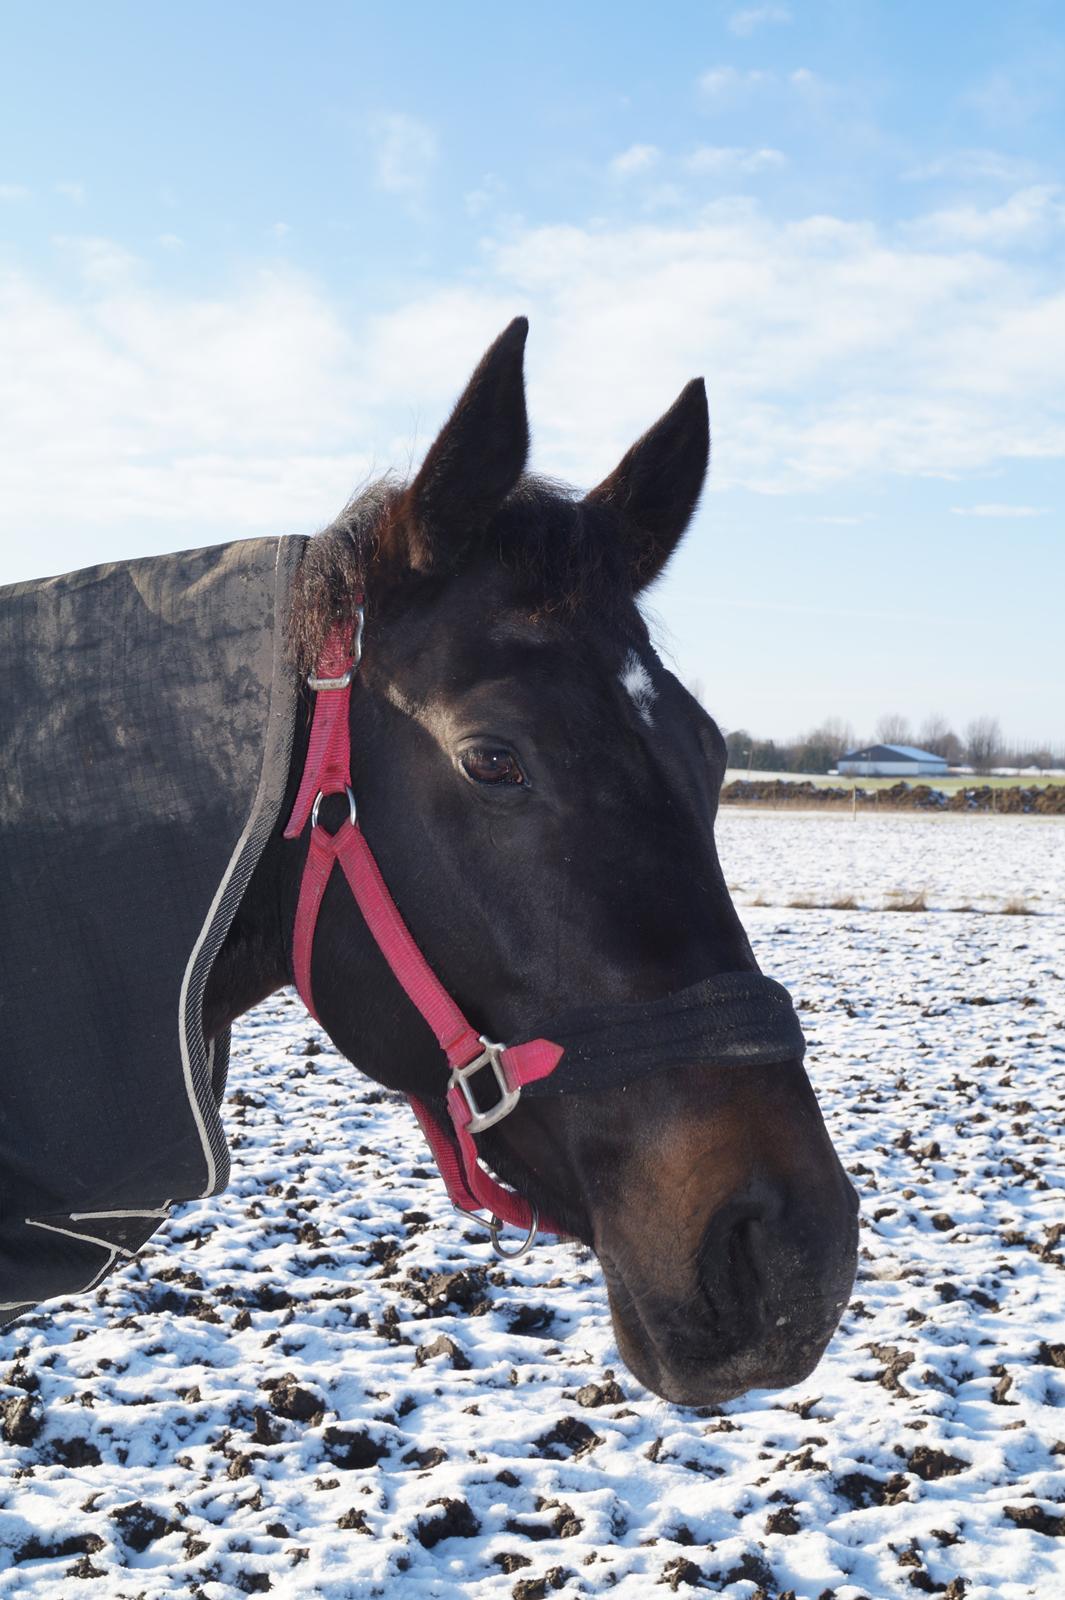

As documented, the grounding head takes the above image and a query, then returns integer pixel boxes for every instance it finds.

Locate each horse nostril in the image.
[698,1202,770,1348]
[729,1216,766,1295]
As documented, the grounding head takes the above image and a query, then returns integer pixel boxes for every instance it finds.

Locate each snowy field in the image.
[721,809,1065,917]
[2,812,1064,1599]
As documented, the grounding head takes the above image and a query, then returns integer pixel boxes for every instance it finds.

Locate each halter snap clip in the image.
[454,1203,540,1260]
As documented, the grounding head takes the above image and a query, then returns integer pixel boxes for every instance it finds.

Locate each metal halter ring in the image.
[311,785,358,831]
[455,1204,540,1260]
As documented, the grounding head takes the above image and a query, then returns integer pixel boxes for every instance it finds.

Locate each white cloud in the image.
[0,251,374,578]
[368,112,439,197]
[56,181,86,205]
[686,145,786,175]
[729,5,791,36]
[609,144,661,178]
[639,182,688,212]
[52,235,141,288]
[963,72,1043,129]
[697,66,771,102]
[465,174,506,218]
[0,183,30,202]
[950,504,1048,518]
[697,64,823,107]
[415,198,1065,493]
[903,149,1036,185]
[906,185,1064,247]
[3,191,1065,581]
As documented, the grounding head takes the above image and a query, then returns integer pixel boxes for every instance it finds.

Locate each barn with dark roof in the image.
[837,744,949,777]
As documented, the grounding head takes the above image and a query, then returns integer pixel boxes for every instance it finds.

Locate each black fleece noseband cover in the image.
[524,972,806,1098]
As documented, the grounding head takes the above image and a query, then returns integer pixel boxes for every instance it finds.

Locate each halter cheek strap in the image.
[283,612,564,1249]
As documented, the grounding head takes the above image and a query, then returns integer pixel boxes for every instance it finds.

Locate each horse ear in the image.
[397,317,530,571]
[584,379,709,591]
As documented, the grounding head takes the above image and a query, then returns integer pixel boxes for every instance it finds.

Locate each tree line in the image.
[722,714,1065,776]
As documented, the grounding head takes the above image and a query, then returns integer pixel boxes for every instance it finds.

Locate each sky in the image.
[1,1,1063,745]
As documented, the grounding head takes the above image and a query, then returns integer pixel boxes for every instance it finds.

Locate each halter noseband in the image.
[284,608,805,1257]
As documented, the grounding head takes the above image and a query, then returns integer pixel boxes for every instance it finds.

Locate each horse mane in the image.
[287,477,398,675]
[287,473,629,675]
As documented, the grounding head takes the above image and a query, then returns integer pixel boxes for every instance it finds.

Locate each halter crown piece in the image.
[284,605,807,1259]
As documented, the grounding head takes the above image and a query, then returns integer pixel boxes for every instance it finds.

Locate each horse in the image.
[0,318,857,1405]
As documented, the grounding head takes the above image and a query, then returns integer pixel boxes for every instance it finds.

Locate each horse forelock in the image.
[288,473,636,676]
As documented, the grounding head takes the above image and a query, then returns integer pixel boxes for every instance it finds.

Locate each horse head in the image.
[279,319,858,1405]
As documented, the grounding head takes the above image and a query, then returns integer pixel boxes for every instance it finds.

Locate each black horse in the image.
[1,319,856,1405]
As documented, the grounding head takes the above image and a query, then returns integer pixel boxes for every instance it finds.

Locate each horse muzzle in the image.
[584,1055,860,1406]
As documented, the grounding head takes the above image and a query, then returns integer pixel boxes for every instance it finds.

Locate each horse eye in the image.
[460,746,526,786]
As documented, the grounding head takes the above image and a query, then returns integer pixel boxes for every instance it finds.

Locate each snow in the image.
[720,809,1064,916]
[2,811,1064,1598]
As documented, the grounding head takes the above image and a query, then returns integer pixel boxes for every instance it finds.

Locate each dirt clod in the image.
[533,1417,602,1459]
[658,1556,703,1589]
[15,1532,105,1563]
[321,1427,388,1471]
[414,1497,480,1548]
[495,1551,532,1572]
[47,1436,102,1468]
[512,1569,567,1599]
[401,1444,448,1468]
[908,1446,969,1481]
[1,1393,43,1446]
[337,1507,371,1533]
[112,1502,179,1552]
[67,1555,106,1580]
[264,1375,325,1424]
[1004,1503,1065,1536]
[414,1334,471,1370]
[574,1380,625,1408]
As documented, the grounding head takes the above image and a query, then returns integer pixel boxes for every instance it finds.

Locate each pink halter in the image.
[283,606,564,1255]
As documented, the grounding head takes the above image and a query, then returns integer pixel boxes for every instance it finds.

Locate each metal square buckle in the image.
[450,1038,520,1133]
[307,664,354,691]
[306,604,365,691]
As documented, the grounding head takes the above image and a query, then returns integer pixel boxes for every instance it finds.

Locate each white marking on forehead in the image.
[620,649,657,726]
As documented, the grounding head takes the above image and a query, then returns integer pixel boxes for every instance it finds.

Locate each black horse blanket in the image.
[0,537,301,1327]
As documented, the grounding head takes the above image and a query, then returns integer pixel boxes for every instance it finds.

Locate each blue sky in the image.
[2,2,1063,745]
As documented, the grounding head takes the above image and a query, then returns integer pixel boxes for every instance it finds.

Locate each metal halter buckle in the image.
[307,603,364,691]
[450,1038,520,1133]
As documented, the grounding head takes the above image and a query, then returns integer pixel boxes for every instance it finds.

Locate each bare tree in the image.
[875,712,912,746]
[817,717,855,760]
[919,713,949,754]
[965,716,1002,774]
[919,714,964,765]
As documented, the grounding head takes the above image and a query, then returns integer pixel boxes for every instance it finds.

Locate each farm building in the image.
[837,743,949,777]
